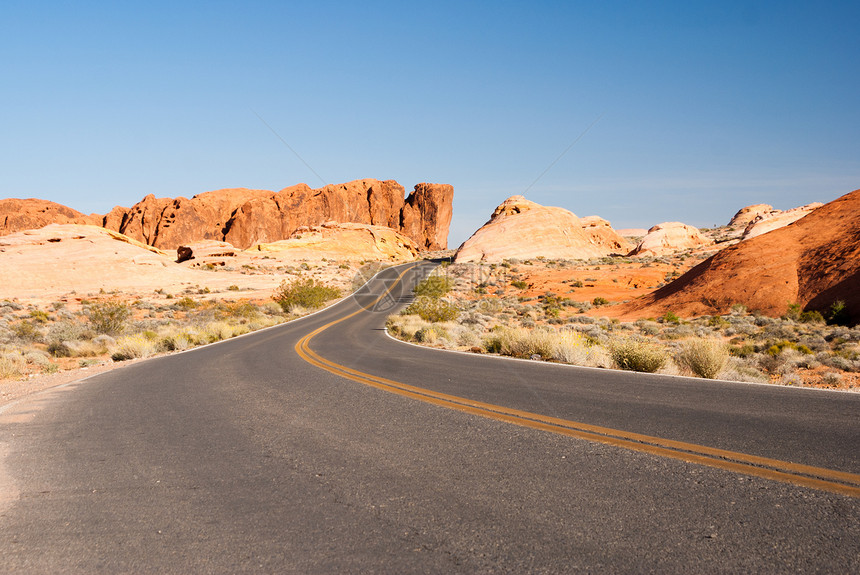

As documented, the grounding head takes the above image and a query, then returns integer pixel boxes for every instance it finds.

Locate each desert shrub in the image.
[799,310,825,324]
[66,339,108,357]
[24,351,55,372]
[175,297,199,310]
[827,300,851,326]
[608,337,668,373]
[729,343,756,358]
[387,314,431,341]
[47,341,73,358]
[403,297,459,323]
[413,275,453,298]
[719,357,768,383]
[511,280,529,290]
[592,296,609,306]
[661,311,681,325]
[552,330,598,365]
[273,278,341,312]
[47,320,90,343]
[110,334,158,361]
[0,353,25,379]
[29,309,50,323]
[766,340,812,356]
[492,327,556,359]
[12,320,43,342]
[707,316,730,329]
[676,339,729,379]
[86,301,130,335]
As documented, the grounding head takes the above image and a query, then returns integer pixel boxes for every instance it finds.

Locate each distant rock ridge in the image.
[741,202,823,240]
[454,196,630,263]
[618,188,860,321]
[0,179,453,251]
[628,222,712,257]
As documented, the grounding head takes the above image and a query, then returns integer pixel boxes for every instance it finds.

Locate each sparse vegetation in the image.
[85,301,130,335]
[385,260,860,390]
[272,278,341,312]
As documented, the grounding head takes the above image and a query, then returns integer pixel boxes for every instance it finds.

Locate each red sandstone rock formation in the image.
[400,183,454,251]
[618,189,860,322]
[0,179,453,251]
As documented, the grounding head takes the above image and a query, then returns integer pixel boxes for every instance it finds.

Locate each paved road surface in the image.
[1,262,858,573]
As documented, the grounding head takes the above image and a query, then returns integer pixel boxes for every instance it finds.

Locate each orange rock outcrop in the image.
[0,199,99,234]
[618,189,860,322]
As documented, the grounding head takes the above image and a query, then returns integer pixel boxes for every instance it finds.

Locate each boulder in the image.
[454,196,626,263]
[628,222,711,257]
[176,240,239,263]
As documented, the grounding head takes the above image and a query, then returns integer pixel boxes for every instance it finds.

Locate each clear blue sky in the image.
[2,1,858,246]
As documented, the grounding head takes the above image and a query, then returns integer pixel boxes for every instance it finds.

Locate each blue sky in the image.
[2,1,859,246]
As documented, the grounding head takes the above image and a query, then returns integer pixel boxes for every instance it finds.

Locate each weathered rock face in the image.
[580,216,633,254]
[742,202,823,240]
[400,183,454,251]
[223,180,408,250]
[628,222,711,257]
[618,189,860,322]
[249,222,418,261]
[728,204,774,228]
[454,196,627,263]
[0,199,97,235]
[0,179,453,251]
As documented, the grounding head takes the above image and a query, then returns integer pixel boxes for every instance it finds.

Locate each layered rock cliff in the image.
[0,179,454,251]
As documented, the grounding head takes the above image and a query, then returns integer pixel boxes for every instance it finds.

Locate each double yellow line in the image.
[296,265,860,498]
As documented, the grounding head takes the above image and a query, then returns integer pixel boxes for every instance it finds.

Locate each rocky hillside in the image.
[0,179,453,251]
[619,188,860,322]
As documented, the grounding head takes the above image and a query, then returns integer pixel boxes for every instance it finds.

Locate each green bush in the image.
[86,301,130,335]
[592,296,609,306]
[272,278,341,312]
[661,311,681,324]
[403,297,459,323]
[676,339,728,379]
[413,275,453,298]
[608,337,667,373]
[828,300,850,326]
[511,280,529,290]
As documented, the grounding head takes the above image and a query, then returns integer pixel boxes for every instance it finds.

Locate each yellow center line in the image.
[295,264,860,498]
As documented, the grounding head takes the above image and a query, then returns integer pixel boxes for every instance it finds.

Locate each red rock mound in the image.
[618,189,860,322]
[0,198,98,234]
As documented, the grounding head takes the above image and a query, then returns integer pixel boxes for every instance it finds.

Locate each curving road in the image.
[1,261,858,573]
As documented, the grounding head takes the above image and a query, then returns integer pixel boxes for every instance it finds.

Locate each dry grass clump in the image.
[0,351,26,379]
[676,338,729,378]
[110,334,159,361]
[607,336,668,373]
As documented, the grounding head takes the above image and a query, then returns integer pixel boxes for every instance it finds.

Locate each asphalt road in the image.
[1,261,858,573]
